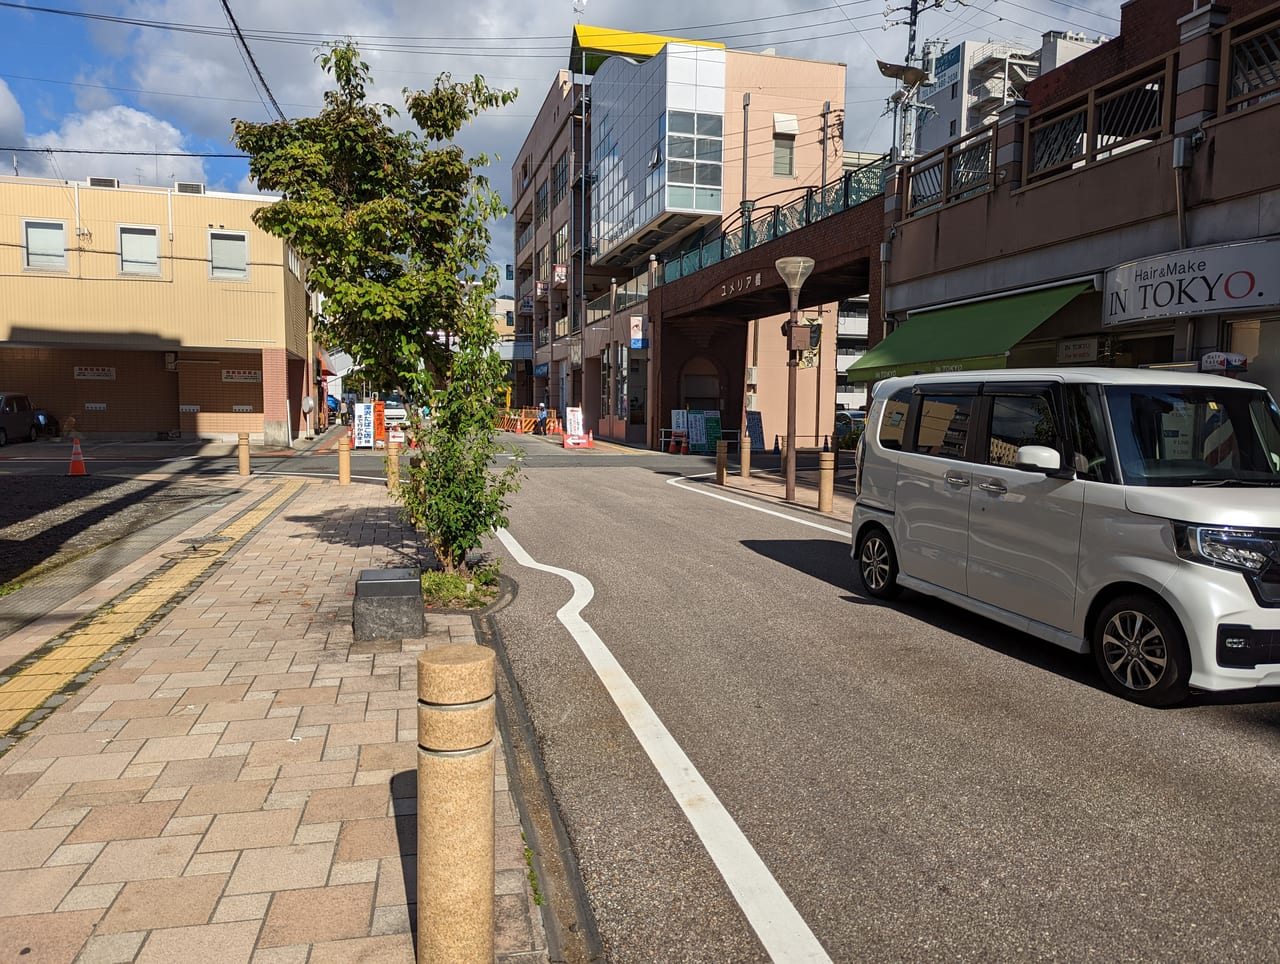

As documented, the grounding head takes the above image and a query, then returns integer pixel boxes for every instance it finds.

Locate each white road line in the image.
[667,474,850,539]
[496,528,832,963]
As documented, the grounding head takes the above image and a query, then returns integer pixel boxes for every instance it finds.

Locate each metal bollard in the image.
[818,450,835,513]
[237,432,250,476]
[715,439,727,485]
[386,440,400,491]
[417,645,495,962]
[740,436,751,478]
[338,434,351,486]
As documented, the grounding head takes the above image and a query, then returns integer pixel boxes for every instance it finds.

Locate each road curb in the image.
[476,581,605,964]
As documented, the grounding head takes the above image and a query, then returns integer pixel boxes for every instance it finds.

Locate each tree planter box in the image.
[353,568,425,640]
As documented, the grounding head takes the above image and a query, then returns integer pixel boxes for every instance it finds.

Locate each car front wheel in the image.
[857,526,902,600]
[1092,594,1191,707]
[0,428,7,447]
[27,425,37,443]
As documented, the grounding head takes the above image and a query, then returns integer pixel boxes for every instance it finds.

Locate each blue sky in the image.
[0,0,1124,270]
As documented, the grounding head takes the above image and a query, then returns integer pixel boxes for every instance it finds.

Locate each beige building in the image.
[1,176,310,445]
[512,26,849,448]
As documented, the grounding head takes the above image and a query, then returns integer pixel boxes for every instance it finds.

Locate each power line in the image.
[2,146,248,157]
[220,0,285,121]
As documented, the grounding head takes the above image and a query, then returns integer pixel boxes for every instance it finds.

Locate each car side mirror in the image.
[1015,444,1066,475]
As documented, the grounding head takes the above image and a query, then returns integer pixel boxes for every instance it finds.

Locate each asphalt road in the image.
[486,438,1280,963]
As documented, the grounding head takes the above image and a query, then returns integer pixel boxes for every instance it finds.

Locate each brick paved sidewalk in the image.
[0,476,547,963]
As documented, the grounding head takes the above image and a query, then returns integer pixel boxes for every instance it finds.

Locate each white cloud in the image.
[25,105,205,185]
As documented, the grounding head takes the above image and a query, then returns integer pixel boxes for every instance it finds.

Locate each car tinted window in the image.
[1066,385,1116,482]
[878,388,913,451]
[984,392,1056,466]
[912,393,974,459]
[15,396,30,413]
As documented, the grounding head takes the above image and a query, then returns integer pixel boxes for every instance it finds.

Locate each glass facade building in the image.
[590,43,726,262]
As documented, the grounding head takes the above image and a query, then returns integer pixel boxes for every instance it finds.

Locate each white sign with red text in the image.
[1104,238,1278,327]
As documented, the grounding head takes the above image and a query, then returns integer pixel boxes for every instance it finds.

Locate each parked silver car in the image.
[0,392,39,446]
[851,367,1280,707]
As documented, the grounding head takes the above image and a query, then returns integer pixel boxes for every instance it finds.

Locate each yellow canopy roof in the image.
[570,24,724,73]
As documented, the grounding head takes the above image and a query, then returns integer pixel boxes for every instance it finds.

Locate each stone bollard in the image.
[338,434,351,486]
[740,436,751,478]
[386,440,401,491]
[818,450,835,513]
[417,645,495,963]
[237,432,250,476]
[715,439,727,485]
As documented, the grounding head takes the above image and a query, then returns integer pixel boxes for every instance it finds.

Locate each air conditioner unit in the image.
[87,176,119,188]
[175,181,206,195]
[745,366,757,383]
[745,392,759,411]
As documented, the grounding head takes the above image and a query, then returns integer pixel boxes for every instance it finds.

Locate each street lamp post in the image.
[775,256,814,503]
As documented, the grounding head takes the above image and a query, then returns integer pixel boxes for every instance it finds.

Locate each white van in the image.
[850,367,1280,706]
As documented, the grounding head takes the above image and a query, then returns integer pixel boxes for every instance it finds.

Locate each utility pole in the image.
[881,0,956,161]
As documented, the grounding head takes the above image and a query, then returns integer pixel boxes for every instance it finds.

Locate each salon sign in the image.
[1103,237,1278,327]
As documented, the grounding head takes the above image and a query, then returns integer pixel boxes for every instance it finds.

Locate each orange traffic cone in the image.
[680,435,689,455]
[67,439,87,476]
[668,433,678,454]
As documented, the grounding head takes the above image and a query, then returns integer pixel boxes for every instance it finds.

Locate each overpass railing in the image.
[662,154,888,284]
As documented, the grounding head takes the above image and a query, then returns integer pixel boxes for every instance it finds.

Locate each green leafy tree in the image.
[232,42,520,573]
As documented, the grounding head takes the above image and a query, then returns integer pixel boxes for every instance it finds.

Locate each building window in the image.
[949,119,958,137]
[772,135,796,176]
[505,310,514,327]
[951,81,959,99]
[552,151,569,206]
[772,111,798,178]
[287,245,301,278]
[535,181,549,226]
[666,110,724,212]
[24,220,65,270]
[209,231,248,279]
[119,225,159,275]
[553,224,569,269]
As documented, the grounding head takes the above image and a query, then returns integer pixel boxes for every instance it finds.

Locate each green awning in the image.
[847,281,1094,382]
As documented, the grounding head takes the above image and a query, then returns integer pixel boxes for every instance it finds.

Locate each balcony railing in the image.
[905,124,995,217]
[661,155,888,284]
[1026,59,1171,183]
[585,273,652,324]
[516,222,534,253]
[509,334,534,360]
[1227,18,1280,113]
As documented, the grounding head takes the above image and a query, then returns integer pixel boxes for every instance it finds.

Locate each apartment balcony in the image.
[515,222,534,256]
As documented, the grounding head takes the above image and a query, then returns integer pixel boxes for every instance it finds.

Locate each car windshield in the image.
[1105,383,1280,486]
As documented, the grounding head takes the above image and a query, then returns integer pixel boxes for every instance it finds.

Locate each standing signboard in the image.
[566,406,584,436]
[703,411,722,452]
[373,401,387,448]
[745,410,766,452]
[353,403,375,449]
[686,410,707,451]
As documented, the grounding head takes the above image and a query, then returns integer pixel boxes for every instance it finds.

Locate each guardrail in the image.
[662,156,888,284]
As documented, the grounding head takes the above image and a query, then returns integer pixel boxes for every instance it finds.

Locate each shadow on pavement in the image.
[0,472,233,586]
[390,769,419,941]
[282,505,423,567]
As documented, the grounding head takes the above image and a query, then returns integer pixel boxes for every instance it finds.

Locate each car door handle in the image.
[978,480,1008,494]
[944,472,970,487]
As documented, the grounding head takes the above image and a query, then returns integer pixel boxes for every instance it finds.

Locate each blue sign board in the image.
[533,362,549,377]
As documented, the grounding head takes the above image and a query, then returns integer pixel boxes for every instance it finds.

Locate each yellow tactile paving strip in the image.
[0,479,308,735]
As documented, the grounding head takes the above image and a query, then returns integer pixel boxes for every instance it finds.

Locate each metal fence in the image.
[661,155,888,284]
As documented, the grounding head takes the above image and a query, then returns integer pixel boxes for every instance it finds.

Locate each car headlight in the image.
[1176,525,1278,573]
